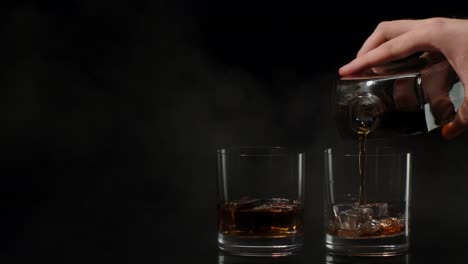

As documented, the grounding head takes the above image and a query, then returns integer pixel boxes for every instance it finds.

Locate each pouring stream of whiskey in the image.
[358,130,368,205]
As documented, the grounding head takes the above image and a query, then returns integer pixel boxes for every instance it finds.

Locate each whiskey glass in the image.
[217,147,305,256]
[324,148,411,256]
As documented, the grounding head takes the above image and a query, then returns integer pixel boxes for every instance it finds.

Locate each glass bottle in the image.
[334,53,464,139]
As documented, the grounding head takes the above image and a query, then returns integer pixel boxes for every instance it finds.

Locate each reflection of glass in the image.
[325,253,409,264]
[217,147,305,257]
[324,148,411,256]
[218,252,302,264]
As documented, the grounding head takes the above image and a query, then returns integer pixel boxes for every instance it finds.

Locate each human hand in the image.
[339,17,468,139]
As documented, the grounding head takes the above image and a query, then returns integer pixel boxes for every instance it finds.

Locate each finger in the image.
[442,118,466,140]
[339,31,432,76]
[442,103,468,140]
[357,20,419,57]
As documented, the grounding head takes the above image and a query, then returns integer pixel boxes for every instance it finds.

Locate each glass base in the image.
[218,233,303,257]
[325,253,410,264]
[325,233,409,257]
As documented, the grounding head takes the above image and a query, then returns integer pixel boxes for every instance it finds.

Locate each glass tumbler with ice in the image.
[324,148,411,256]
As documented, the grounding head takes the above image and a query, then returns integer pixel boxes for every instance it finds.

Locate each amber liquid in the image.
[327,216,405,238]
[358,130,368,205]
[325,124,406,239]
[218,198,304,238]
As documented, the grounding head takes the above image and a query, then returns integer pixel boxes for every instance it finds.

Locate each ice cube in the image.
[338,209,359,231]
[271,203,293,211]
[245,198,293,211]
[235,198,263,210]
[352,203,388,218]
[358,219,381,235]
[376,217,405,235]
[363,203,388,218]
[236,197,261,204]
[379,217,404,228]
[332,202,355,218]
[378,217,394,228]
[271,198,289,203]
[252,204,271,210]
[338,207,372,231]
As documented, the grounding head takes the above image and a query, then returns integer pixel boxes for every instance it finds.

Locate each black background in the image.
[2,1,468,263]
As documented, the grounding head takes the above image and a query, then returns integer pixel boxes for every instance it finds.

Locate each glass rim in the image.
[324,148,411,157]
[217,146,305,156]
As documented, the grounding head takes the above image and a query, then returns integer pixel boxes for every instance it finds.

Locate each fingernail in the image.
[339,65,349,75]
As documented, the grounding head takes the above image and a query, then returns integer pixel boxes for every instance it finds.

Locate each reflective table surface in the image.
[153,206,468,264]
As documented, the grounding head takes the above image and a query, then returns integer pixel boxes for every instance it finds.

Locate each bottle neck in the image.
[349,93,384,135]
